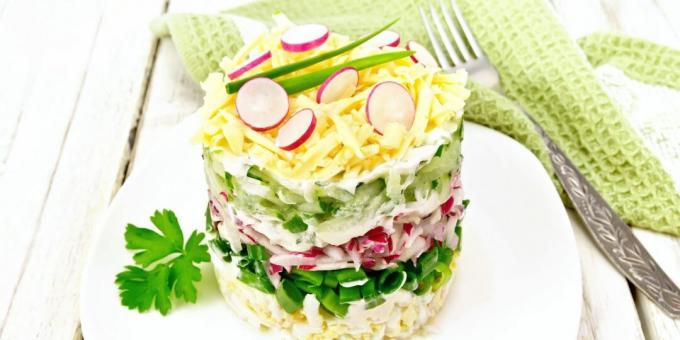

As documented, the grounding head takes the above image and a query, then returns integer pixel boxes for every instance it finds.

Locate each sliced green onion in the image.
[438,246,454,266]
[226,18,399,93]
[455,220,463,251]
[378,269,407,295]
[319,288,349,318]
[323,271,339,288]
[338,286,362,303]
[222,254,232,263]
[462,199,470,208]
[361,277,377,299]
[211,238,232,254]
[335,268,367,283]
[294,280,324,297]
[283,215,308,233]
[291,268,324,286]
[402,271,419,291]
[246,244,269,261]
[432,262,452,291]
[205,204,213,231]
[252,260,268,276]
[434,144,444,157]
[414,272,434,296]
[239,269,275,294]
[276,279,304,314]
[278,50,414,95]
[365,296,386,310]
[246,166,264,181]
[417,247,439,280]
[237,257,252,268]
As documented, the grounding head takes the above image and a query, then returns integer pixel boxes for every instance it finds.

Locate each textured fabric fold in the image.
[153,0,680,235]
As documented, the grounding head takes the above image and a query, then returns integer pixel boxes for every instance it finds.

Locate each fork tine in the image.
[428,2,462,66]
[438,0,473,62]
[418,6,451,69]
[449,0,484,58]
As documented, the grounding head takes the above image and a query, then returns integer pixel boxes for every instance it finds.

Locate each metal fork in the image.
[419,0,680,318]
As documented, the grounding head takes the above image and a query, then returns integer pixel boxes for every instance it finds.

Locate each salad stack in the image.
[197,15,469,339]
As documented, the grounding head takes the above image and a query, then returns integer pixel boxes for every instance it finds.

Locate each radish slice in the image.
[316,67,358,104]
[365,30,401,48]
[281,24,329,52]
[236,78,289,131]
[276,108,316,150]
[227,50,271,80]
[406,41,439,68]
[366,81,416,134]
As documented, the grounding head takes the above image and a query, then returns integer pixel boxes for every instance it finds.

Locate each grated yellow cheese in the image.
[197,16,468,181]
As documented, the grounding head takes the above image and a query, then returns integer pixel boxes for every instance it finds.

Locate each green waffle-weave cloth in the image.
[151,0,680,236]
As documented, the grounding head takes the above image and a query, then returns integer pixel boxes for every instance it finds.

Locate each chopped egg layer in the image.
[196,16,469,182]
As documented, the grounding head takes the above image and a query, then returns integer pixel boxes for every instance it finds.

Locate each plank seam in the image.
[112,0,170,196]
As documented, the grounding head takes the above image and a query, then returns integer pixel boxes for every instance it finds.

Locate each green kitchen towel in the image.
[151,0,680,236]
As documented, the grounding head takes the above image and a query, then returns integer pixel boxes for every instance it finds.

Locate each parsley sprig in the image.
[115,209,210,315]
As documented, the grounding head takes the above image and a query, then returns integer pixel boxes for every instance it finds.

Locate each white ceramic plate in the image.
[81,116,581,340]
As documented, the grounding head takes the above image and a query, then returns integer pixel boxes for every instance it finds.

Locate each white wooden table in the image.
[1,0,679,339]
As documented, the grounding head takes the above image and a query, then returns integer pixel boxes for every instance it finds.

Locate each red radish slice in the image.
[281,24,329,52]
[365,30,401,48]
[406,41,439,68]
[316,67,359,104]
[276,108,317,150]
[366,81,416,134]
[227,50,272,80]
[441,196,454,214]
[236,77,289,131]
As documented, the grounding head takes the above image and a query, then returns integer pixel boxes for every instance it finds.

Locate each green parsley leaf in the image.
[169,231,210,303]
[125,209,184,267]
[116,264,172,315]
[116,210,211,315]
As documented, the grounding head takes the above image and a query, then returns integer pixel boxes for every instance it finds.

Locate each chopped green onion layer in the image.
[338,286,362,303]
[239,269,275,294]
[319,288,349,317]
[417,247,439,279]
[323,271,338,288]
[414,272,434,296]
[432,262,452,291]
[438,247,454,267]
[402,271,419,291]
[361,277,377,299]
[294,280,324,297]
[378,269,407,295]
[291,268,324,286]
[335,268,367,283]
[225,18,399,93]
[276,279,304,314]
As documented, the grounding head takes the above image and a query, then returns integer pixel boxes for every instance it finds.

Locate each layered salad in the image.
[196,15,470,339]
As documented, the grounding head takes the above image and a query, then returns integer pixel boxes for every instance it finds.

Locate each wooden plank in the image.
[598,2,680,339]
[633,229,680,340]
[570,213,646,340]
[0,0,167,338]
[655,0,680,40]
[0,0,93,175]
[0,0,104,329]
[550,1,647,339]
